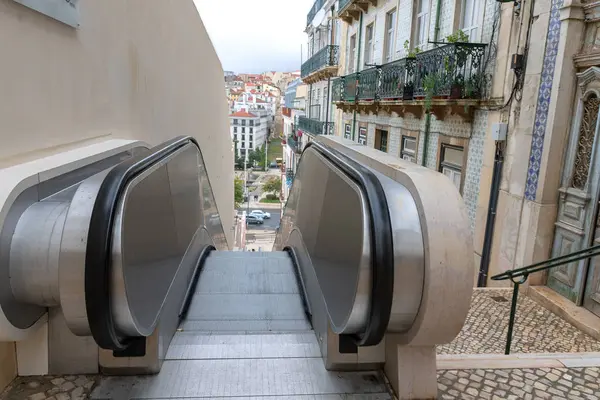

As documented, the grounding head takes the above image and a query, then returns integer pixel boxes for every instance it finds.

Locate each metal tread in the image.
[90,251,390,399]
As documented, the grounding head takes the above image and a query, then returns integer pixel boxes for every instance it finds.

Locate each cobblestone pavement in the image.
[437,367,600,399]
[1,375,97,400]
[438,289,600,355]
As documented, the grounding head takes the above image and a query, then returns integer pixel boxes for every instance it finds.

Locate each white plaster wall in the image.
[0,0,234,387]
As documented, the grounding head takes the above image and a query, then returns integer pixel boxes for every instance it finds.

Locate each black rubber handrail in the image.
[302,141,394,347]
[85,136,201,351]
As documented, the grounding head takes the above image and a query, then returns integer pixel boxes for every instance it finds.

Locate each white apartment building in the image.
[299,0,341,138]
[230,109,268,159]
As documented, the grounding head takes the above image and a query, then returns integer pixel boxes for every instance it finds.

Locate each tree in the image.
[234,176,244,208]
[262,176,281,197]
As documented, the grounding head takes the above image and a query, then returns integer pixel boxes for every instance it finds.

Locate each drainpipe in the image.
[477,142,504,287]
[421,0,442,166]
[352,12,364,142]
[325,5,335,134]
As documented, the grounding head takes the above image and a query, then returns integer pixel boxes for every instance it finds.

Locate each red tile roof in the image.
[230,109,257,118]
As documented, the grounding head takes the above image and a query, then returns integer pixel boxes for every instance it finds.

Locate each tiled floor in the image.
[438,289,600,355]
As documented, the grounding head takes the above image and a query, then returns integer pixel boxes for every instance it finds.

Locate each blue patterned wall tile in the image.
[524,0,564,201]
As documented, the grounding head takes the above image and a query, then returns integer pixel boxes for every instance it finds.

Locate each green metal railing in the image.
[298,116,334,136]
[358,67,379,101]
[491,244,600,354]
[338,0,351,14]
[301,45,340,79]
[413,42,486,98]
[332,77,344,102]
[343,72,359,102]
[335,42,486,102]
[307,0,325,27]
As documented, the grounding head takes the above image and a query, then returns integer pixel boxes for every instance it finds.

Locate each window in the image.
[364,23,374,67]
[401,136,417,162]
[384,9,397,63]
[241,149,246,156]
[345,124,352,139]
[439,145,464,191]
[241,142,245,148]
[375,129,388,153]
[415,0,430,48]
[242,127,246,133]
[358,127,367,145]
[233,119,238,125]
[250,120,254,126]
[242,120,246,126]
[250,135,253,142]
[234,134,238,141]
[250,128,253,133]
[460,0,481,42]
[317,89,321,104]
[242,134,246,141]
[349,34,357,73]
[250,142,253,149]
[234,127,238,133]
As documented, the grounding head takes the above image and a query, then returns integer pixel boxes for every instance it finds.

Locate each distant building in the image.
[230,108,268,159]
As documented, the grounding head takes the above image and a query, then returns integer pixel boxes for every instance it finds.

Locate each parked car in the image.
[246,215,264,225]
[250,210,271,219]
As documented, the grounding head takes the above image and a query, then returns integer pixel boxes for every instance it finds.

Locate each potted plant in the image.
[445,30,469,99]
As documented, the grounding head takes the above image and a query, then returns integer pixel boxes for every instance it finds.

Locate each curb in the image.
[437,352,600,370]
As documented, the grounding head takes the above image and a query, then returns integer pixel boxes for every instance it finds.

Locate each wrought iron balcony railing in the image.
[379,58,416,100]
[413,42,487,98]
[298,116,335,136]
[332,77,344,102]
[287,135,301,154]
[334,43,486,103]
[358,67,379,101]
[301,45,339,79]
[307,0,325,27]
[338,0,351,14]
[343,72,359,102]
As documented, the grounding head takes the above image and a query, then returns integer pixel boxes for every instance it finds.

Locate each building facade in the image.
[230,109,268,159]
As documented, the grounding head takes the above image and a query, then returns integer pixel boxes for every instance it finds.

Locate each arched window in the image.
[572,93,600,190]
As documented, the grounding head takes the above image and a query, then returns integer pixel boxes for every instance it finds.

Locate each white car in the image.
[250,210,271,219]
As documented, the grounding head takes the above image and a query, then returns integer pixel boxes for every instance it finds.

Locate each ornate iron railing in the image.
[358,67,380,101]
[334,43,486,103]
[332,77,344,102]
[301,45,340,79]
[343,72,359,102]
[413,42,486,98]
[338,0,351,14]
[287,135,301,154]
[298,116,334,136]
[379,58,416,100]
[307,0,325,27]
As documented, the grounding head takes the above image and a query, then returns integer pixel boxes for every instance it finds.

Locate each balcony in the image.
[307,0,325,27]
[338,0,378,24]
[298,116,335,136]
[301,45,339,84]
[333,42,487,121]
[286,135,301,154]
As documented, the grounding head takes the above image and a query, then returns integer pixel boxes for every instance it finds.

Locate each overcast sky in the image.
[193,0,313,74]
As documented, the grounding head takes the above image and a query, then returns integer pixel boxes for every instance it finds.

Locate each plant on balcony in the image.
[404,40,421,58]
[445,30,470,99]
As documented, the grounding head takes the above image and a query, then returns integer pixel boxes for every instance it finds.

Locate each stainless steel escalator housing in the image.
[274,141,426,347]
[1,136,227,361]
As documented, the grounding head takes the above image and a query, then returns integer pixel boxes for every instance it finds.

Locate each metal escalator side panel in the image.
[275,141,396,346]
[85,136,226,351]
[275,147,374,338]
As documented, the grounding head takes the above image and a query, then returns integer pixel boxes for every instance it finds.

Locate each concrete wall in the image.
[0,0,233,389]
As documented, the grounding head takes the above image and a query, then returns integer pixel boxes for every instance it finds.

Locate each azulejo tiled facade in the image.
[524,0,564,201]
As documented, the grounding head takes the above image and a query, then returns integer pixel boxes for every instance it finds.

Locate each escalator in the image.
[0,135,438,398]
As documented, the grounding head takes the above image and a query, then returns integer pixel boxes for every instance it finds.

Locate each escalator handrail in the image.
[301,141,394,346]
[85,135,202,351]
